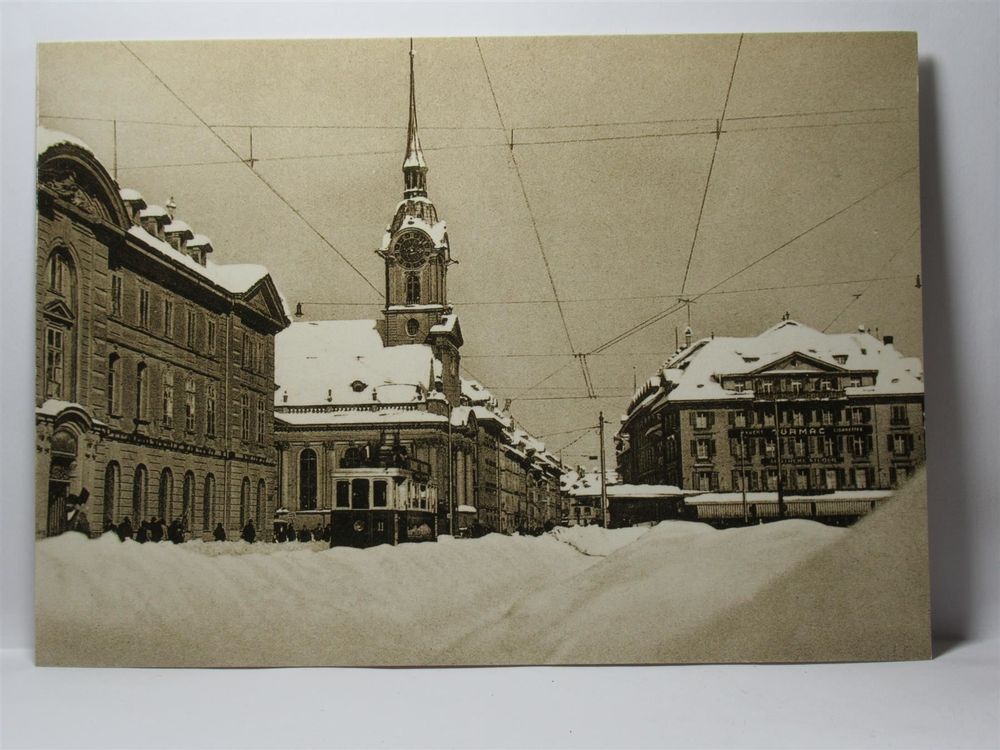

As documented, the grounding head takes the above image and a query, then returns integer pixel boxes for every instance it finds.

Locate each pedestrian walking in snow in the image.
[213,522,227,542]
[117,516,133,541]
[168,518,183,544]
[241,519,256,544]
[149,517,163,542]
[284,523,295,542]
[136,520,149,543]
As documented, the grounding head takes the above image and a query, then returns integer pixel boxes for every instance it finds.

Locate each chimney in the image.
[883,335,894,346]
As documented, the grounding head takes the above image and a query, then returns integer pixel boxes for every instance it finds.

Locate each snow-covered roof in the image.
[139,205,169,219]
[127,226,269,295]
[630,319,923,410]
[275,320,440,408]
[461,378,493,405]
[118,187,145,204]
[187,234,212,248]
[430,314,458,335]
[275,409,447,427]
[688,490,894,504]
[456,505,477,514]
[569,483,693,499]
[164,219,193,236]
[37,127,91,157]
[379,211,448,252]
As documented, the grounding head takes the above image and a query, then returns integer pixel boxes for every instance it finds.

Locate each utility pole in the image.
[773,398,786,519]
[599,411,609,528]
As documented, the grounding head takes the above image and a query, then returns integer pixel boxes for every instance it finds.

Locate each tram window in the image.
[336,480,350,508]
[373,480,387,507]
[352,478,370,509]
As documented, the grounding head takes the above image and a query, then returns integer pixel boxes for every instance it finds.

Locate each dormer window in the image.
[833,354,848,365]
[350,380,367,393]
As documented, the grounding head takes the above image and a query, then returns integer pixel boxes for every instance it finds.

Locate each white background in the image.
[2,2,997,749]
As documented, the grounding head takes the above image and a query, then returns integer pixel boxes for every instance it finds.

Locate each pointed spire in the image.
[403,38,428,198]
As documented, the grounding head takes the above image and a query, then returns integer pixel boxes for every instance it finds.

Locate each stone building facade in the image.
[36,128,289,540]
[616,319,926,500]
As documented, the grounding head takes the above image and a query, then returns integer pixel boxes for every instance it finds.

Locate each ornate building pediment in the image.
[42,298,75,325]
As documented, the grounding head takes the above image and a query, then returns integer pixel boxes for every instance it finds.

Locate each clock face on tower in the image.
[394,230,433,269]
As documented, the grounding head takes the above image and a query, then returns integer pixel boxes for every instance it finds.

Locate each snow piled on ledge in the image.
[36,470,930,666]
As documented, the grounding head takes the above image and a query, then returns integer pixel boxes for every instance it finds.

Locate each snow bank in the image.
[36,474,930,666]
[548,524,659,556]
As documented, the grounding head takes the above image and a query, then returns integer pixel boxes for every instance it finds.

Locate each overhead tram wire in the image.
[585,163,920,358]
[474,37,583,397]
[680,33,743,297]
[118,42,384,299]
[823,225,921,332]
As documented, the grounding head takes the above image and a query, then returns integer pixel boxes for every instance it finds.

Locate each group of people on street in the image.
[102,516,192,544]
[274,522,330,543]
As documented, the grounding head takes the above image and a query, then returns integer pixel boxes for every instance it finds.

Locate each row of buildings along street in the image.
[35,48,924,546]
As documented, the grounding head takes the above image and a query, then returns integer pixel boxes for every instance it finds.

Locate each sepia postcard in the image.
[34,32,930,667]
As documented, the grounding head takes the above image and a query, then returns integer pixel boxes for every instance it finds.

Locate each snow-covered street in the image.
[36,471,929,667]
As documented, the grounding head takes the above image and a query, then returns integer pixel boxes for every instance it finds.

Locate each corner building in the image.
[616,320,926,504]
[36,128,290,540]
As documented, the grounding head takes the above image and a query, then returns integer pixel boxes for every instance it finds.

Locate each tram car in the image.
[327,465,438,547]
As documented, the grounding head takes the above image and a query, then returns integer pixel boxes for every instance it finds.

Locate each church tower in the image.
[377,42,463,406]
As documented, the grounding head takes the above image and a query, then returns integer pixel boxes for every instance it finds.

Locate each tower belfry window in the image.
[405,272,421,304]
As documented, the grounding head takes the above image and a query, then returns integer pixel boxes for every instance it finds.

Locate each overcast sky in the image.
[39,33,922,464]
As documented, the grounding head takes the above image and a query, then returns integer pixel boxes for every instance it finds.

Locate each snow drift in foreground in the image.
[36,471,930,666]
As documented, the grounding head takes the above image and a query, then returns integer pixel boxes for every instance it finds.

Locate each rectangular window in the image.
[163,299,174,337]
[792,410,805,427]
[821,409,834,426]
[695,412,709,429]
[732,411,747,428]
[162,371,174,426]
[825,469,838,490]
[790,380,803,394]
[763,411,775,427]
[893,433,909,456]
[373,480,388,508]
[206,318,216,355]
[185,380,196,432]
[891,405,909,425]
[765,469,778,491]
[764,438,776,458]
[45,327,64,398]
[818,379,832,391]
[138,288,150,329]
[256,397,265,443]
[111,274,123,317]
[241,393,250,440]
[336,481,350,508]
[241,331,248,369]
[855,468,868,489]
[186,309,197,349]
[351,478,370,509]
[851,407,869,424]
[759,380,773,394]
[852,435,867,458]
[793,436,807,457]
[206,384,216,436]
[795,469,809,490]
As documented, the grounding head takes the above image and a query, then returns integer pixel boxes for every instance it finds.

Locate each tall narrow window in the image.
[103,461,120,524]
[351,478,370,509]
[132,464,148,520]
[111,274,123,317]
[163,299,174,337]
[138,288,150,329]
[135,363,148,421]
[256,396,265,443]
[206,383,216,436]
[299,449,317,510]
[405,272,421,304]
[107,353,121,416]
[202,474,215,532]
[206,318,216,355]
[182,471,195,525]
[162,369,174,426]
[47,251,74,300]
[185,378,196,432]
[240,477,251,526]
[158,467,173,521]
[44,327,65,398]
[241,331,249,369]
[186,309,197,349]
[256,480,266,530]
[240,393,250,440]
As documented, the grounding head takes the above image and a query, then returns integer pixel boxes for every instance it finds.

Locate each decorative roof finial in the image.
[403,38,428,198]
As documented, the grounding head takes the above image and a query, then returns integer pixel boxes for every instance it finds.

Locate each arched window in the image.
[132,464,148,520]
[107,354,121,417]
[341,446,362,469]
[202,473,215,532]
[136,363,148,421]
[256,479,266,529]
[182,471,195,526]
[47,250,75,303]
[103,461,120,524]
[299,448,317,510]
[158,467,173,521]
[240,477,251,526]
[405,272,421,304]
